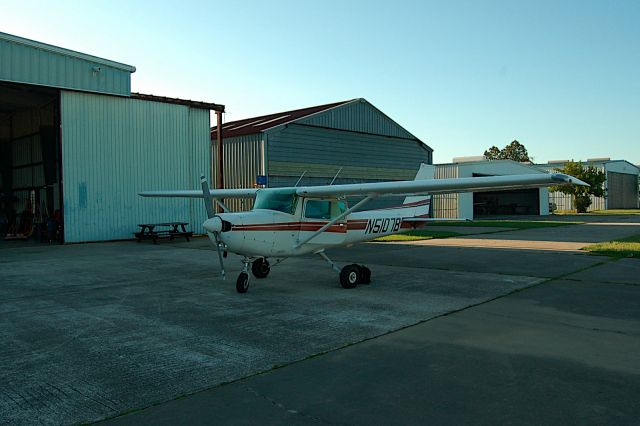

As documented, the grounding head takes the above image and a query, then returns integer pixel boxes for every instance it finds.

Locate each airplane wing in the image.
[139,188,259,198]
[295,173,588,198]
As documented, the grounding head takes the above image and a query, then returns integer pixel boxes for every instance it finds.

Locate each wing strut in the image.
[293,195,374,249]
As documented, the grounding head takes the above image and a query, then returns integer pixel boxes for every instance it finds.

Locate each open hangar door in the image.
[473,189,540,216]
[471,173,540,216]
[0,82,62,243]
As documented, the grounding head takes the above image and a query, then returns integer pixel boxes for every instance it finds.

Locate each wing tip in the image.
[551,173,590,187]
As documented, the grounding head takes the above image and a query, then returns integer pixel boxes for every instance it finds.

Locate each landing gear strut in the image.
[317,251,372,289]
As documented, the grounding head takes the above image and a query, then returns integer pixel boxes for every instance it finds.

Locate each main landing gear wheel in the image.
[359,265,371,284]
[251,258,270,279]
[236,272,249,293]
[340,264,360,289]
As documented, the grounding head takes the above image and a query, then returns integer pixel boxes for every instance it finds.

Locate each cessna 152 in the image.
[140,164,587,293]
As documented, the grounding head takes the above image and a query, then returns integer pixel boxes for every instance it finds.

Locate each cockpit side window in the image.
[305,200,332,219]
[254,189,298,214]
[305,199,348,220]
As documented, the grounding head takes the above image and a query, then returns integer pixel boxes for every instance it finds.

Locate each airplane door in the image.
[298,199,347,246]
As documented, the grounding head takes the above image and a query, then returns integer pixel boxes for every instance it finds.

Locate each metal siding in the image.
[268,126,428,170]
[0,37,131,96]
[296,100,418,140]
[264,123,428,212]
[61,91,209,242]
[213,134,262,211]
[432,164,459,218]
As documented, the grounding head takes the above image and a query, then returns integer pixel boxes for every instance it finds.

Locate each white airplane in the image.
[140,164,587,293]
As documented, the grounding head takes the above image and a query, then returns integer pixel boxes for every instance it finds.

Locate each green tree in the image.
[484,146,501,160]
[550,161,606,213]
[484,140,531,162]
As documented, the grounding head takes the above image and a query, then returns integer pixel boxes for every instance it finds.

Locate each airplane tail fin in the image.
[401,163,435,218]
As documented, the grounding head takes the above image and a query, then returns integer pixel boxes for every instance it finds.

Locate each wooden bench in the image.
[134,222,193,244]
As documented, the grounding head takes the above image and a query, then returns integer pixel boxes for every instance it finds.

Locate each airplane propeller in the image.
[200,176,226,280]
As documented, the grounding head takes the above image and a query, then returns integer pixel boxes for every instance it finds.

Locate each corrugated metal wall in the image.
[1,33,132,96]
[61,91,210,242]
[266,125,428,211]
[297,99,419,141]
[268,125,428,172]
[432,164,459,218]
[213,134,263,211]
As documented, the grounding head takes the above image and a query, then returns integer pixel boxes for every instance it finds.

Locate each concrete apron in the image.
[0,239,544,425]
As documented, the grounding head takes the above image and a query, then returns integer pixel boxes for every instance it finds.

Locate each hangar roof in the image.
[212,98,430,150]
[132,93,225,112]
[214,100,351,138]
[537,159,639,175]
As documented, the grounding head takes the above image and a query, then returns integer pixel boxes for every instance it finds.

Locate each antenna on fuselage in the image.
[294,170,307,187]
[329,167,343,185]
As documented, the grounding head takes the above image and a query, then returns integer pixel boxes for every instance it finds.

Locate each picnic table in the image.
[134,222,193,244]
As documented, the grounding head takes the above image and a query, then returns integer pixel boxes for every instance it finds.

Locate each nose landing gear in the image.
[235,257,272,293]
[236,258,251,293]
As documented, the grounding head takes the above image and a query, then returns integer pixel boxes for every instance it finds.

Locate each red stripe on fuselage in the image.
[232,221,347,233]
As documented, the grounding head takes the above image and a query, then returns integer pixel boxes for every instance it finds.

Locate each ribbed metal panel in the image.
[432,164,459,218]
[213,134,263,211]
[1,33,133,96]
[268,126,429,169]
[61,91,209,242]
[12,136,32,166]
[296,99,420,141]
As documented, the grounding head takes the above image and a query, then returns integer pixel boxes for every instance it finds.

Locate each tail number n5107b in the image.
[365,218,402,234]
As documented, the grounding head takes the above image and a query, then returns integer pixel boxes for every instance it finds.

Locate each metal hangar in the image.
[211,98,433,210]
[0,31,224,243]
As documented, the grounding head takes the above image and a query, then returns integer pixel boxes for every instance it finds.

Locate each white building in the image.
[432,159,550,219]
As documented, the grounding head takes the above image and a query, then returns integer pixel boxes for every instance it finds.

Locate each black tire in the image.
[340,264,360,289]
[359,265,371,284]
[236,272,249,293]
[251,258,270,279]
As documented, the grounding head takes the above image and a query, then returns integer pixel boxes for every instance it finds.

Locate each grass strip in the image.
[590,209,640,215]
[374,230,461,242]
[423,220,582,229]
[554,209,640,215]
[583,234,640,258]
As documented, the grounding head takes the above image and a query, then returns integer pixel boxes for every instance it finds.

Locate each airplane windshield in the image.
[254,189,298,214]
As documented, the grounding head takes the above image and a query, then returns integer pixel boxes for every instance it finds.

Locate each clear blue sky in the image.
[2,0,638,164]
